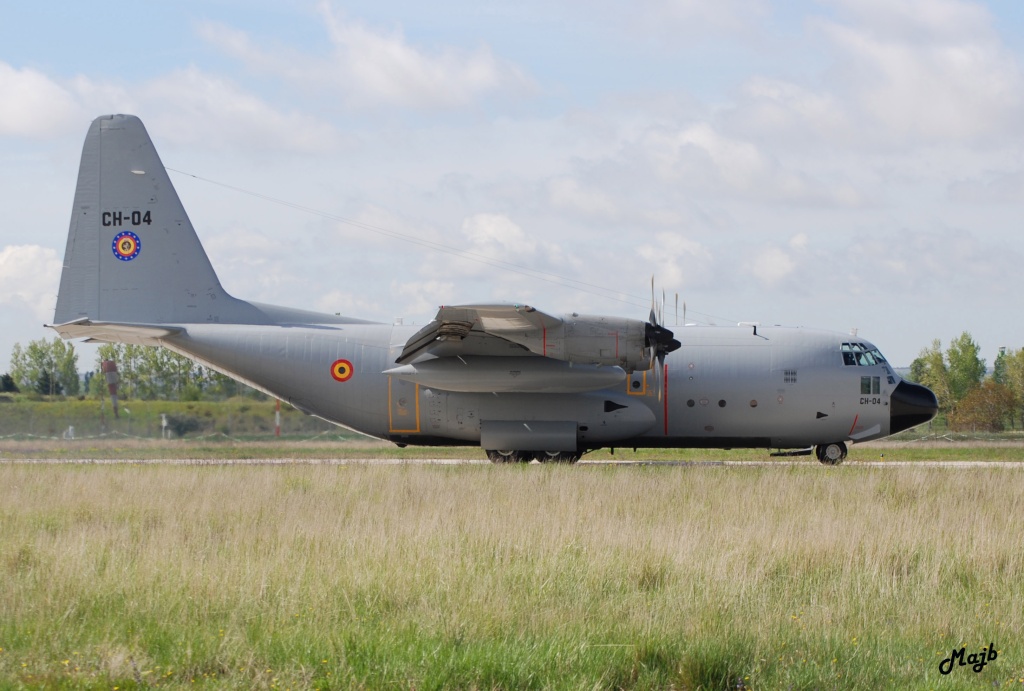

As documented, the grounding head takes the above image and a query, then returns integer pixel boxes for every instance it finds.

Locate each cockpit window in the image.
[841,342,887,367]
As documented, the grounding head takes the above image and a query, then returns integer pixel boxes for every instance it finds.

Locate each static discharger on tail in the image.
[49,115,939,464]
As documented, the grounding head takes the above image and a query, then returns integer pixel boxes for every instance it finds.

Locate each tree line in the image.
[5,339,80,396]
[908,332,1024,432]
[4,338,261,401]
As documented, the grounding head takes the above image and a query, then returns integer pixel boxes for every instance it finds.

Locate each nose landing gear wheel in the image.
[815,442,847,465]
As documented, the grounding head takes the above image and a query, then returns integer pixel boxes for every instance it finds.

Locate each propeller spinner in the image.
[645,319,681,362]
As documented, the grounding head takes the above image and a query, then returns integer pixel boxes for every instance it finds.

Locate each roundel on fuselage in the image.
[330,359,354,382]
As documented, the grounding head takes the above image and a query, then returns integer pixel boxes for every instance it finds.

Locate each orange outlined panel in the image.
[388,377,421,433]
[627,370,649,396]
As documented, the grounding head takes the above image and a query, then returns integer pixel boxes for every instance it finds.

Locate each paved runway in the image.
[5,457,1024,468]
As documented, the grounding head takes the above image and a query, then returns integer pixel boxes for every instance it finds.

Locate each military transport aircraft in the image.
[49,115,938,464]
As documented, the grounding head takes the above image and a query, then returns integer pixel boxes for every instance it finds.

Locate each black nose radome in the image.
[890,380,939,434]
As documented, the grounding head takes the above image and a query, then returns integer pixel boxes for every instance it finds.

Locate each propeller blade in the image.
[643,277,680,400]
[650,276,657,326]
[656,353,663,401]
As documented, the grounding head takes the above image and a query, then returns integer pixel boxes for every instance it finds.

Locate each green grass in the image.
[1,464,1023,689]
[0,395,340,439]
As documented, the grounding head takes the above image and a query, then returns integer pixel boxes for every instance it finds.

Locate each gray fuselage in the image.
[160,320,909,451]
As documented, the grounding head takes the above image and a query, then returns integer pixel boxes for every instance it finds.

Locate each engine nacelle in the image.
[495,314,652,372]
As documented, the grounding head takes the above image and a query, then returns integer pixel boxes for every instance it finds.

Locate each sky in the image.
[3,0,1024,371]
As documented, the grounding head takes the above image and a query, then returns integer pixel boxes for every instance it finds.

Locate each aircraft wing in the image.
[396,304,563,364]
[48,318,183,346]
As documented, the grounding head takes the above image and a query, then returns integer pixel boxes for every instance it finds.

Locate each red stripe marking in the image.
[542,325,547,356]
[848,414,859,436]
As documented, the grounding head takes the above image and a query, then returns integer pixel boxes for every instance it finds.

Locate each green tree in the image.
[1001,348,1024,428]
[94,343,224,400]
[946,332,986,404]
[88,366,107,399]
[993,348,1009,385]
[948,380,1016,432]
[910,339,951,414]
[9,338,79,396]
[35,369,62,396]
[1,372,20,393]
[91,343,264,402]
[9,343,27,390]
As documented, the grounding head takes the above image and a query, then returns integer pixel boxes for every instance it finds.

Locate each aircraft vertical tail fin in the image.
[53,114,263,326]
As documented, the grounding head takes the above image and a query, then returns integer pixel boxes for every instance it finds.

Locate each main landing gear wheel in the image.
[535,451,581,464]
[486,450,581,464]
[486,449,529,464]
[815,442,847,465]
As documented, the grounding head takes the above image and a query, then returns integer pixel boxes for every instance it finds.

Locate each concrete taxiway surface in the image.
[4,458,1024,468]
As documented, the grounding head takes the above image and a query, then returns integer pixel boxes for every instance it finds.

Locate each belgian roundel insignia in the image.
[112,231,141,261]
[331,359,354,382]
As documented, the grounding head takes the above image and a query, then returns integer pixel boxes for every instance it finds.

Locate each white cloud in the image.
[744,235,816,289]
[315,289,382,317]
[826,35,1021,145]
[646,0,769,30]
[838,227,1020,297]
[823,0,994,43]
[204,225,290,290]
[725,77,851,147]
[461,213,537,261]
[635,232,715,289]
[749,246,798,286]
[0,60,338,153]
[740,226,1021,301]
[716,0,1024,153]
[948,170,1024,203]
[640,122,865,206]
[576,0,771,44]
[198,3,535,111]
[139,68,340,152]
[0,245,61,320]
[328,206,444,250]
[391,280,456,316]
[546,176,618,220]
[0,63,83,137]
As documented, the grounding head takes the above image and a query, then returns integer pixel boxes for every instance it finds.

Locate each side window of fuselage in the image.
[860,375,880,395]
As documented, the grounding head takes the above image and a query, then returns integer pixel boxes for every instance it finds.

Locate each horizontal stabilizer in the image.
[48,318,182,346]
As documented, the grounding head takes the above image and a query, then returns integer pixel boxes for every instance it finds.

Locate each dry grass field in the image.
[2,456,1023,689]
[5,434,1024,463]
